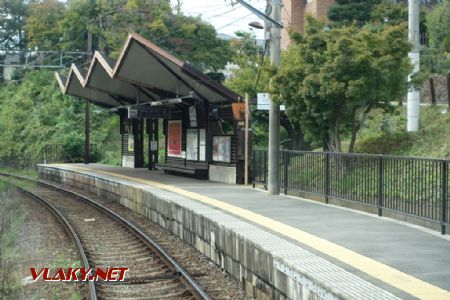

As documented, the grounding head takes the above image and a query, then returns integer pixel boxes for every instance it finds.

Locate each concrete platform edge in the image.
[38,165,399,300]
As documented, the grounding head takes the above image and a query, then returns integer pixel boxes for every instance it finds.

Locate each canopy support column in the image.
[147,118,159,170]
[84,100,90,164]
[133,119,145,168]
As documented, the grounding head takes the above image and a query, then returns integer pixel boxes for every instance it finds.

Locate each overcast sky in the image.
[179,0,266,39]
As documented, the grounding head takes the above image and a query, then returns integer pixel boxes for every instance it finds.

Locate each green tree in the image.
[427,0,450,51]
[0,0,32,50]
[426,0,450,106]
[225,32,308,149]
[47,0,232,72]
[225,32,270,147]
[21,0,233,72]
[82,0,232,72]
[327,0,381,26]
[0,70,120,163]
[275,18,411,152]
[24,0,65,50]
[370,1,407,24]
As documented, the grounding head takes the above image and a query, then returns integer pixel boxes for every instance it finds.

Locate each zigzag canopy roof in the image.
[55,32,240,108]
[55,64,121,108]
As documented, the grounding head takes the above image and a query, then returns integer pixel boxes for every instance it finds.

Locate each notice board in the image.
[212,136,231,163]
[186,129,198,160]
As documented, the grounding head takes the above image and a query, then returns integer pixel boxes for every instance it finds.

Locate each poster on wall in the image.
[186,129,198,160]
[168,120,182,157]
[212,136,231,163]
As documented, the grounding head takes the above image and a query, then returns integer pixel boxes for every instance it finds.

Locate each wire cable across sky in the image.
[181,0,266,39]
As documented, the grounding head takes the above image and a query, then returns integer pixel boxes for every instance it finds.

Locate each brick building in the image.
[281,0,335,49]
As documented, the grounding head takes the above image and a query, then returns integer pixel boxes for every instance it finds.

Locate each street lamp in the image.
[249,21,264,30]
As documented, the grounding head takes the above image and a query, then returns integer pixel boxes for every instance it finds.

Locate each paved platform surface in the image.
[47,164,450,299]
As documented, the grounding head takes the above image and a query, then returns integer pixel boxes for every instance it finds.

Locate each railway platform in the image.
[38,163,450,300]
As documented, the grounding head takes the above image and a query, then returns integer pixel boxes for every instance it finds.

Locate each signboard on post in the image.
[167,120,182,157]
[128,106,167,119]
[150,141,158,151]
[257,93,285,111]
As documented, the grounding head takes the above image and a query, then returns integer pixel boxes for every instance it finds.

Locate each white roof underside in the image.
[56,33,240,108]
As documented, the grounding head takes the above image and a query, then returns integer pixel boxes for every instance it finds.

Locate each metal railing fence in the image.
[44,144,98,164]
[0,144,99,173]
[253,150,450,235]
[0,158,41,171]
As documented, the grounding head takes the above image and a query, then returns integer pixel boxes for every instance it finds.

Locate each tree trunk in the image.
[349,109,358,153]
[280,114,309,150]
[323,138,330,152]
[334,112,342,152]
[348,105,372,153]
[293,123,309,150]
[447,75,450,109]
[430,77,436,105]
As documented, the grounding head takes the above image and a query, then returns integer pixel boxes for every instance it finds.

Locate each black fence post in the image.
[252,150,256,188]
[284,150,289,195]
[324,153,330,204]
[264,150,267,190]
[378,155,383,217]
[441,160,448,235]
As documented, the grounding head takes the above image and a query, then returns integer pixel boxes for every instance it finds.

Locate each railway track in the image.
[0,173,212,300]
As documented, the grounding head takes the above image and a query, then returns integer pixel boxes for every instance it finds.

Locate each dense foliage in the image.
[225,32,271,147]
[24,0,232,72]
[225,32,309,150]
[0,0,30,50]
[275,18,411,152]
[327,0,426,33]
[327,0,382,26]
[0,70,121,164]
[426,0,450,75]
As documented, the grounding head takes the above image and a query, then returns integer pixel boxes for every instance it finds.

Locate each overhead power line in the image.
[216,12,254,30]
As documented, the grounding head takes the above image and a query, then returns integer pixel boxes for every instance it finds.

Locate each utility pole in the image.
[244,93,249,185]
[237,0,283,194]
[407,0,420,132]
[267,0,281,194]
[84,31,92,164]
[176,0,182,15]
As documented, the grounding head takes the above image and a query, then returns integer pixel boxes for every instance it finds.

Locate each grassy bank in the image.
[352,105,450,159]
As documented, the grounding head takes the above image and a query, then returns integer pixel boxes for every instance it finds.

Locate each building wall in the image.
[314,0,335,21]
[281,0,335,49]
[281,0,305,49]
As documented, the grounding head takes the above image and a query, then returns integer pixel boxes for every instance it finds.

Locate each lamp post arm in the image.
[235,0,283,29]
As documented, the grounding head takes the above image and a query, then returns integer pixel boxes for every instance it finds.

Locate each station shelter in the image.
[55,33,250,184]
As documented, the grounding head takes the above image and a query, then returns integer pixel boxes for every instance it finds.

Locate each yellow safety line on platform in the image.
[52,164,450,300]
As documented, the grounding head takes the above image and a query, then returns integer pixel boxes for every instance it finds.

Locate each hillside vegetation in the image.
[353,105,450,159]
[0,70,121,165]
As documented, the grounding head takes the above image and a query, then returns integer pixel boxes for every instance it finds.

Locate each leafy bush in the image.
[0,69,121,164]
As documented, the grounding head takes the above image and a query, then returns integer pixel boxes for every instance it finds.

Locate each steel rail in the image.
[0,172,212,300]
[0,174,98,300]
